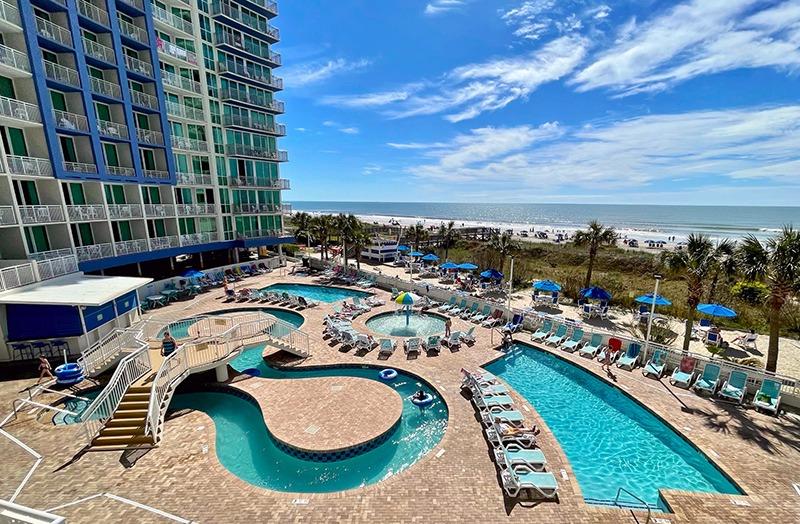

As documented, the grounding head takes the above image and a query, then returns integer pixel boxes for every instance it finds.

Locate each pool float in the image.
[378,368,398,381]
[55,363,85,386]
[242,368,262,377]
[411,392,434,408]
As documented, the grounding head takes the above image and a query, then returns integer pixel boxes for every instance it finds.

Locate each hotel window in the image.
[141,186,161,204]
[147,219,166,238]
[104,184,126,204]
[13,180,39,205]
[103,143,119,167]
[140,149,156,170]
[2,127,28,156]
[60,136,78,163]
[95,102,111,121]
[63,182,86,205]
[111,220,133,242]
[24,226,50,253]
[71,223,94,246]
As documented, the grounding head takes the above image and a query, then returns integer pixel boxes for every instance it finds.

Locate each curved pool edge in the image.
[479,341,747,506]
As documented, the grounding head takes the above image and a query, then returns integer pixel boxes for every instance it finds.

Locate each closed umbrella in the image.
[532,280,562,292]
[581,286,612,301]
[696,303,737,318]
[634,294,672,306]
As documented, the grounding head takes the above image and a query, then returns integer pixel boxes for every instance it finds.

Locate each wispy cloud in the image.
[572,0,800,96]
[322,120,360,134]
[425,0,469,16]
[283,58,371,87]
[321,87,420,108]
[362,164,383,175]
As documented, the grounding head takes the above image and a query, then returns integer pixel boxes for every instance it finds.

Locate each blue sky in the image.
[275,0,800,206]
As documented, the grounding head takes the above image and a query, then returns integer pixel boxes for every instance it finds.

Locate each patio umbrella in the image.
[581,286,612,301]
[181,268,205,278]
[397,245,410,252]
[458,263,478,270]
[421,253,439,262]
[440,261,458,269]
[634,293,672,306]
[696,303,737,318]
[532,280,562,292]
[409,251,424,257]
[395,292,420,325]
[480,269,504,280]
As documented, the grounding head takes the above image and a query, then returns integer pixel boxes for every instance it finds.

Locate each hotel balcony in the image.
[137,128,164,145]
[176,203,216,216]
[176,171,213,185]
[106,165,136,177]
[222,114,285,136]
[90,76,122,100]
[66,204,107,221]
[29,248,75,262]
[236,228,283,240]
[0,1,22,31]
[214,32,281,66]
[180,232,219,246]
[160,70,201,95]
[43,61,81,89]
[171,135,209,153]
[143,203,175,217]
[217,62,282,91]
[53,109,89,133]
[211,3,279,43]
[82,38,116,65]
[64,161,99,174]
[118,0,144,12]
[0,205,17,225]
[130,90,159,111]
[156,38,198,66]
[149,235,180,250]
[152,4,193,36]
[166,100,204,121]
[0,43,30,78]
[262,0,278,16]
[77,0,109,27]
[35,17,72,48]
[107,203,143,219]
[232,203,283,214]
[230,176,290,190]
[224,144,287,161]
[118,18,149,45]
[220,88,284,113]
[143,169,170,180]
[75,242,114,262]
[97,119,129,139]
[114,238,148,255]
[6,156,52,177]
[0,96,41,126]
[18,205,65,224]
[125,54,153,78]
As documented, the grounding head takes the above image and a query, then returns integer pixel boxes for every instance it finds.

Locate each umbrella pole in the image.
[506,258,514,320]
[644,275,661,359]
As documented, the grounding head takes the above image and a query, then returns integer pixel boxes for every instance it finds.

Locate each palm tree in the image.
[705,239,737,303]
[334,214,359,267]
[437,221,457,260]
[491,231,517,276]
[351,225,372,270]
[737,227,800,372]
[663,234,716,351]
[410,222,428,251]
[291,211,314,248]
[310,214,335,260]
[573,220,617,288]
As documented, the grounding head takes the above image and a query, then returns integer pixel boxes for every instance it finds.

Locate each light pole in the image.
[506,257,515,320]
[644,274,662,358]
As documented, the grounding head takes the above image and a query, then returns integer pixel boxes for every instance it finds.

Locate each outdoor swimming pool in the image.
[52,389,100,425]
[484,343,742,508]
[366,311,446,338]
[261,283,371,303]
[167,345,447,492]
[163,307,304,339]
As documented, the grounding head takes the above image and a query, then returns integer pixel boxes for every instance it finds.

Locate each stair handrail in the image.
[79,342,151,445]
[613,487,652,522]
[77,326,142,375]
[232,313,311,357]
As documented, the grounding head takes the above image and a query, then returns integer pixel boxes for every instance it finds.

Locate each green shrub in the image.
[731,280,769,305]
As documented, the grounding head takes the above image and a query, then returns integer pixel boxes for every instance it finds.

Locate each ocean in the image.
[288,202,799,242]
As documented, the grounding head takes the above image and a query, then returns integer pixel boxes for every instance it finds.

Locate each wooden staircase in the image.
[90,385,154,451]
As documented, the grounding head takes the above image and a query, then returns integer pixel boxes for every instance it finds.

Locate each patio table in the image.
[147,295,166,307]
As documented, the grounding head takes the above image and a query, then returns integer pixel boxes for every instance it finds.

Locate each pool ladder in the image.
[585,488,653,522]
[613,488,652,523]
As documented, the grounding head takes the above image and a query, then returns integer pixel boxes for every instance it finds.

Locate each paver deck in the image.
[1,265,799,523]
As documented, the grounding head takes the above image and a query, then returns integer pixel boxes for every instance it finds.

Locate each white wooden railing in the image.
[77,326,142,376]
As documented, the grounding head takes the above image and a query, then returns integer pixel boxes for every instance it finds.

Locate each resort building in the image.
[0,0,290,360]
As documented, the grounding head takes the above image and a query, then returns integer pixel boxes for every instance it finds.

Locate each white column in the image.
[215,363,229,382]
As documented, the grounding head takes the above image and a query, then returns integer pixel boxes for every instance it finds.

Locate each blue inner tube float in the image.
[242,368,262,377]
[411,392,434,408]
[55,363,84,386]
[378,368,398,381]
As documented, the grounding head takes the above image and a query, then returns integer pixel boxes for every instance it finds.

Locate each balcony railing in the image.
[64,161,98,174]
[236,228,283,239]
[106,165,136,177]
[143,169,170,180]
[97,118,129,139]
[35,17,72,48]
[29,248,74,261]
[176,203,216,216]
[160,69,201,94]
[156,38,198,65]
[0,205,16,225]
[176,171,213,185]
[281,203,292,213]
[211,3,279,41]
[171,135,209,152]
[130,90,159,110]
[114,238,148,255]
[77,0,109,26]
[230,176,289,189]
[221,113,285,135]
[217,62,282,90]
[76,242,114,262]
[220,88,284,113]
[6,156,52,177]
[152,4,193,35]
[180,232,219,246]
[35,255,79,280]
[149,235,180,250]
[224,144,287,161]
[0,95,41,123]
[165,100,204,121]
[18,205,65,224]
[137,128,164,145]
[66,204,106,221]
[124,54,153,77]
[53,109,89,132]
[0,43,29,74]
[118,0,144,11]
[107,203,143,219]
[90,76,122,99]
[143,203,174,217]
[118,18,148,44]
[43,61,81,88]
[0,1,21,28]
[82,37,116,64]
[232,203,282,214]
[213,32,280,66]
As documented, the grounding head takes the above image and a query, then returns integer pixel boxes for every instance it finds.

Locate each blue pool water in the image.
[163,307,304,339]
[366,311,446,338]
[262,283,370,303]
[53,389,100,425]
[167,345,447,492]
[484,344,742,507]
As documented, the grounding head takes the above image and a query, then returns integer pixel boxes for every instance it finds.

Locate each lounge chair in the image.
[616,342,642,370]
[437,296,457,313]
[485,424,537,449]
[356,334,377,352]
[472,305,492,323]
[460,326,476,345]
[752,378,782,414]
[482,310,503,327]
[693,363,721,396]
[450,299,468,316]
[494,445,547,471]
[404,337,422,355]
[475,394,515,411]
[391,287,401,299]
[670,356,697,388]
[378,338,396,357]
[352,296,371,311]
[578,333,604,358]
[705,331,722,347]
[500,465,559,499]
[580,304,593,319]
[298,296,319,308]
[423,335,441,353]
[530,320,553,342]
[597,337,622,363]
[444,331,462,350]
[470,382,509,397]
[734,332,758,351]
[481,408,525,427]
[544,325,568,346]
[559,328,584,352]
[460,302,479,319]
[503,314,524,333]
[718,370,748,404]
[642,348,666,378]
[339,330,357,350]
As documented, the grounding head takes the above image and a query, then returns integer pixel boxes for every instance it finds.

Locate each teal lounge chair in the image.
[437,296,456,312]
[578,333,604,358]
[482,408,525,426]
[545,324,568,346]
[670,356,697,388]
[752,378,782,414]
[531,320,553,342]
[494,445,547,471]
[642,348,666,378]
[476,394,515,411]
[718,370,748,404]
[501,465,559,499]
[472,305,492,323]
[616,342,642,370]
[460,302,479,319]
[424,335,441,353]
[450,299,468,316]
[460,326,476,344]
[693,363,721,395]
[472,383,509,396]
[560,328,584,352]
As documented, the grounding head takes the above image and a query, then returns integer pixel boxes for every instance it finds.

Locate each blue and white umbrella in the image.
[635,293,672,306]
[533,280,562,292]
[697,303,737,318]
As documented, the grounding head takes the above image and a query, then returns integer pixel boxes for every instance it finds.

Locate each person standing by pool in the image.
[36,356,53,384]
[445,317,452,337]
[161,331,177,357]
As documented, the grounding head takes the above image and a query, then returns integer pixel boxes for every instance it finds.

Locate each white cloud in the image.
[572,0,800,96]
[425,0,468,15]
[321,88,419,108]
[339,127,360,135]
[283,58,371,87]
[322,120,359,134]
[295,127,307,132]
[362,164,382,175]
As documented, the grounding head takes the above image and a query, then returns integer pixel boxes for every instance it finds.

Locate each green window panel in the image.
[15,180,39,205]
[95,102,111,121]
[50,91,67,111]
[7,128,28,156]
[24,226,50,253]
[60,136,77,163]
[67,183,86,205]
[141,148,156,170]
[103,143,119,166]
[112,220,132,241]
[0,76,14,97]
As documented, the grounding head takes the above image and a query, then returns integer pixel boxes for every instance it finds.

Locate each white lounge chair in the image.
[444,331,462,350]
[405,337,422,355]
[501,465,559,499]
[378,338,396,357]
